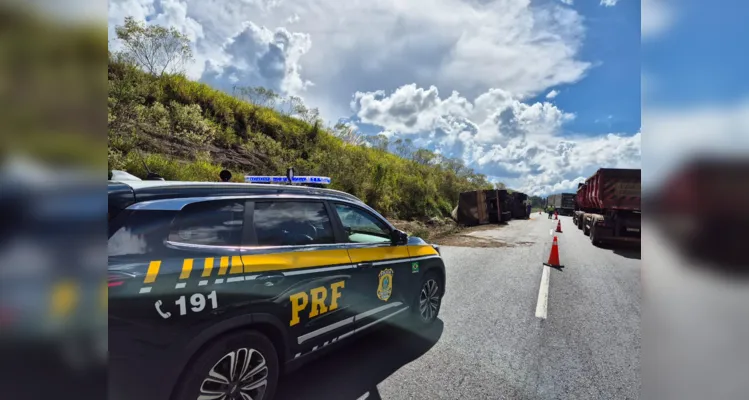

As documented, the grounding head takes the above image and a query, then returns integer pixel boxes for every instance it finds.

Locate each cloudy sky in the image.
[642,0,749,192]
[107,0,644,195]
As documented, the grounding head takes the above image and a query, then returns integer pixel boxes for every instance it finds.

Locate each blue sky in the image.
[108,0,643,195]
[644,0,749,107]
[544,0,641,135]
[641,0,749,190]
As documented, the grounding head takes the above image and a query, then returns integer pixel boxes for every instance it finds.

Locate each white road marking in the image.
[175,282,186,289]
[227,276,244,283]
[139,287,152,294]
[535,266,551,319]
[198,280,208,286]
[549,228,553,236]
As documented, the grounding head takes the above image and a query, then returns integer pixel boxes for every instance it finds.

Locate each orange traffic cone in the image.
[544,236,562,267]
[556,220,563,233]
[554,213,558,220]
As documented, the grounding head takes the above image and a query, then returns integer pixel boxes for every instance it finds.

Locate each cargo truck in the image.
[546,193,576,216]
[573,168,641,246]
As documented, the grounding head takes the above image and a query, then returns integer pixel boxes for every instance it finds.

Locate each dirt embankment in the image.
[391,218,513,248]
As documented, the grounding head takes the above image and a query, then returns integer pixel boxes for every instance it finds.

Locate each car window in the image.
[167,200,245,246]
[333,204,391,244]
[253,201,335,246]
[108,210,175,257]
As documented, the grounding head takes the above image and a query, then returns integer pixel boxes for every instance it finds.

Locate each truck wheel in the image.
[578,216,584,230]
[590,225,599,246]
[173,330,279,400]
[583,221,590,236]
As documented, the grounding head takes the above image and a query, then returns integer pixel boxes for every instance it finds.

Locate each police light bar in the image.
[244,175,331,185]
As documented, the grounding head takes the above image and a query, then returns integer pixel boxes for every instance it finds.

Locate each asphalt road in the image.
[276,214,641,400]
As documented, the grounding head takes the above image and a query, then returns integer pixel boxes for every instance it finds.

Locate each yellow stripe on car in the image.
[241,249,351,273]
[202,257,214,277]
[144,260,161,283]
[347,246,410,263]
[180,259,193,279]
[407,245,439,257]
[230,255,243,274]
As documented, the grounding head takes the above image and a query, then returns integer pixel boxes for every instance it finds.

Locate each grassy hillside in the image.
[108,57,493,219]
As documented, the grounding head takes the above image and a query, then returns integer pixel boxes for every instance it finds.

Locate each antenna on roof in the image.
[135,148,164,181]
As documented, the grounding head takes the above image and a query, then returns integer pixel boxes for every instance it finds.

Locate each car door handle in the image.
[358,262,374,268]
[256,273,284,286]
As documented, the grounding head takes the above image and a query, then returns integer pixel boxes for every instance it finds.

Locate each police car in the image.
[108,174,445,400]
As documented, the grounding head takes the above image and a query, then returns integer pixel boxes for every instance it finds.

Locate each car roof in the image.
[108,179,363,204]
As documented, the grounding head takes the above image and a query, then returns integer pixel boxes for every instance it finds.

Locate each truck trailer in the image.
[573,168,641,246]
[511,192,530,219]
[546,193,576,216]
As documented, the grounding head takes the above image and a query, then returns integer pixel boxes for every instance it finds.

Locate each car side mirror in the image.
[390,229,408,245]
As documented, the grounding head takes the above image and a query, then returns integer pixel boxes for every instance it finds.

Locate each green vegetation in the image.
[108,19,493,219]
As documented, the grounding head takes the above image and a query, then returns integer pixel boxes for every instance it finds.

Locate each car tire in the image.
[172,330,279,400]
[409,271,443,326]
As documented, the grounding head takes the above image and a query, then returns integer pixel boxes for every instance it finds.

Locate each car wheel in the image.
[173,330,279,400]
[412,271,443,326]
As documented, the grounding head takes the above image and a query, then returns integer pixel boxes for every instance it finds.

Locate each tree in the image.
[367,134,390,151]
[115,17,193,76]
[412,148,436,165]
[494,182,506,190]
[393,138,414,159]
[332,122,366,146]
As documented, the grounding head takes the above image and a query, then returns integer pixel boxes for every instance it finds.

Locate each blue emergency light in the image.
[244,175,331,185]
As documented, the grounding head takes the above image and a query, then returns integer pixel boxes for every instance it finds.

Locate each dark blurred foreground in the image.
[643,157,749,400]
[0,1,106,399]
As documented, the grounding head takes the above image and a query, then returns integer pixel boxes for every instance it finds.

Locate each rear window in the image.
[108,210,174,257]
[253,201,335,246]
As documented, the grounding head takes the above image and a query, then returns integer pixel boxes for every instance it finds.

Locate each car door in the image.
[108,198,248,352]
[241,198,361,358]
[329,202,413,330]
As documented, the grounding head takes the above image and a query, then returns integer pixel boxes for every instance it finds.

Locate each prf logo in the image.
[377,268,393,301]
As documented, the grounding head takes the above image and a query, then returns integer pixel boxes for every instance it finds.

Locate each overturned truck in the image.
[573,168,641,246]
[455,190,490,226]
[454,189,530,226]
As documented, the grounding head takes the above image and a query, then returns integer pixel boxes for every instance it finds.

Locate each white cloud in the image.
[559,0,574,5]
[600,0,619,7]
[546,90,560,99]
[109,0,592,119]
[107,0,637,196]
[643,100,749,192]
[286,13,300,24]
[352,84,640,196]
[642,0,675,39]
[201,21,313,95]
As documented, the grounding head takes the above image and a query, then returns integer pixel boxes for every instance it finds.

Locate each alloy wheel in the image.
[198,348,268,400]
[419,279,440,322]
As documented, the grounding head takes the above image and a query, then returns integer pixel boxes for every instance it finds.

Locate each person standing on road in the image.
[547,206,553,219]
